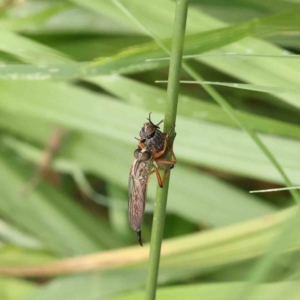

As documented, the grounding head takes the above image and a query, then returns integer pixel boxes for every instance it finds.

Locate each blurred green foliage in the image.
[0,0,300,299]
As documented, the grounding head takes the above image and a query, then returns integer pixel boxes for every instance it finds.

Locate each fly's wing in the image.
[128,161,148,232]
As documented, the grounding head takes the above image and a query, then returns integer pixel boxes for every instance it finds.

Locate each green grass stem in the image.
[112,2,300,300]
[144,1,189,299]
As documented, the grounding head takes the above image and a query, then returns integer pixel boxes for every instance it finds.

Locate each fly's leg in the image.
[152,138,168,159]
[151,159,176,188]
[154,166,164,188]
[149,166,164,188]
[155,157,176,165]
[153,167,170,188]
[134,136,146,150]
[165,127,177,167]
[155,167,169,188]
[153,123,176,159]
[138,140,146,150]
[160,169,169,187]
[153,145,177,186]
[155,134,177,166]
[150,157,177,188]
[167,144,177,164]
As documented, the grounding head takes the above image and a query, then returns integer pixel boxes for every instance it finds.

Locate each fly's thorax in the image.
[132,148,153,178]
[130,159,152,184]
[134,147,151,161]
[137,161,152,179]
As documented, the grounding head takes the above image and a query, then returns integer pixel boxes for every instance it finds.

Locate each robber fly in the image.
[128,113,178,246]
[128,147,153,246]
[138,113,177,187]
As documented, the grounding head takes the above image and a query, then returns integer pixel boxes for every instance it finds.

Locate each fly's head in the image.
[134,148,151,161]
[133,148,152,174]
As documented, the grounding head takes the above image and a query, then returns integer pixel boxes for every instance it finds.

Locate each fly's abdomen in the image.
[146,130,165,154]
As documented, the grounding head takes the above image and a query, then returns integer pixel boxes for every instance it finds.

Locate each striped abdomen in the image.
[145,130,165,155]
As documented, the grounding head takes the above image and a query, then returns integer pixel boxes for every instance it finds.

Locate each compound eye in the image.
[140,151,151,161]
[134,149,140,159]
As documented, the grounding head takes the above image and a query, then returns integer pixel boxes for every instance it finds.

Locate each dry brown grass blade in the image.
[21,127,66,196]
[0,244,150,277]
[0,209,292,278]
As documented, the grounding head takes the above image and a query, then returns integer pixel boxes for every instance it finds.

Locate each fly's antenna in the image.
[147,112,163,128]
[147,112,154,125]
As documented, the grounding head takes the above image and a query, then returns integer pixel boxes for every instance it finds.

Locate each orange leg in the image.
[153,124,176,159]
[155,158,176,165]
[151,166,163,187]
[150,162,176,188]
[155,144,177,166]
[160,169,169,187]
[152,136,168,159]
[156,168,169,188]
[150,165,169,188]
[168,145,177,164]
[153,125,177,187]
[154,144,177,186]
[150,157,176,189]
[158,168,172,187]
[138,140,146,149]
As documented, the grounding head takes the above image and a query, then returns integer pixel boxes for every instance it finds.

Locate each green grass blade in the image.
[106,282,300,300]
[0,29,71,63]
[181,64,300,203]
[72,0,300,110]
[0,207,297,279]
[2,133,276,227]
[0,277,38,300]
[175,80,300,110]
[0,152,122,255]
[0,82,299,185]
[0,246,55,267]
[93,75,300,139]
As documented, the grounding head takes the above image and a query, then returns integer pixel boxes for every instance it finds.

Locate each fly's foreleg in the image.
[138,140,146,149]
[156,123,176,154]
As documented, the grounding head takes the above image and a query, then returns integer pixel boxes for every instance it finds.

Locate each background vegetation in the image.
[0,0,300,299]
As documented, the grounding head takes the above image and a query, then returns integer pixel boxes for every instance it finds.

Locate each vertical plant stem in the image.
[144,1,189,300]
